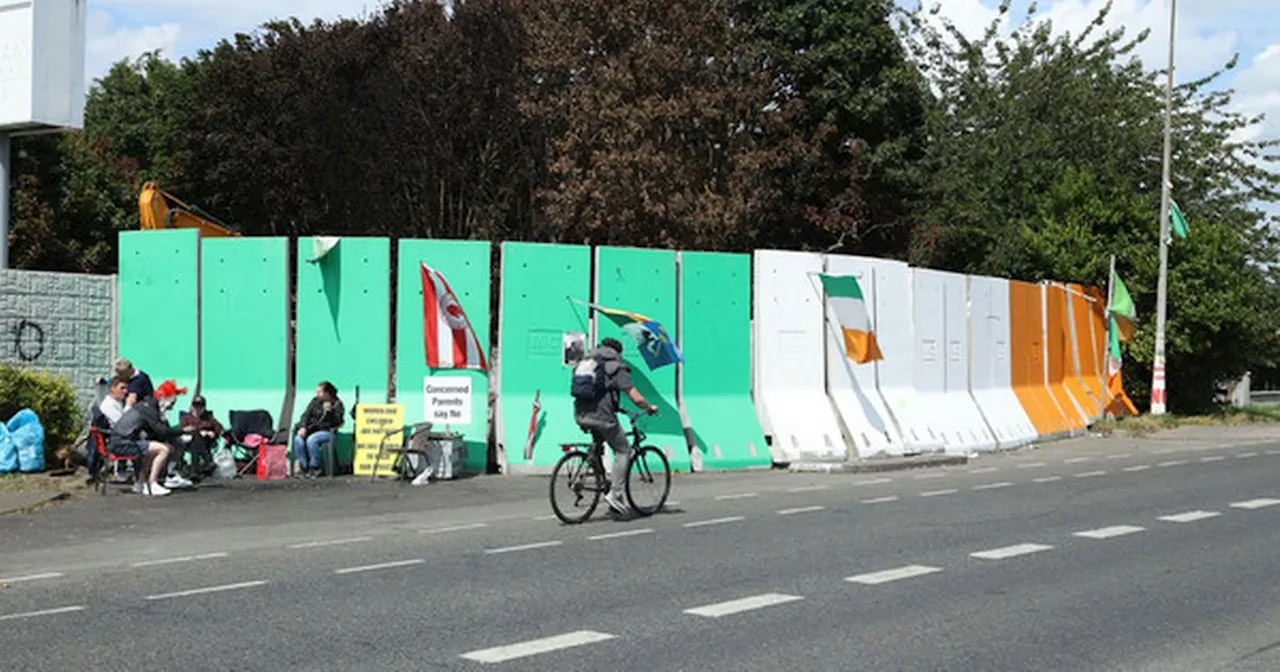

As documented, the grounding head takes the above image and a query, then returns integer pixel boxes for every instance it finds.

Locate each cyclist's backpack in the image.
[570,355,609,402]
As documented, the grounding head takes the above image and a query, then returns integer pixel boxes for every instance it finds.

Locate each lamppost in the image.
[1151,0,1176,415]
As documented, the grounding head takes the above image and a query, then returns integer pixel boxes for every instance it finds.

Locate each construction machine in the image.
[138,181,240,237]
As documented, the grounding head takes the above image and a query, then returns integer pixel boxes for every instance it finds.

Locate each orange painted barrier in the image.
[1009,280,1070,436]
[1071,284,1106,421]
[1043,284,1088,430]
[1058,283,1098,423]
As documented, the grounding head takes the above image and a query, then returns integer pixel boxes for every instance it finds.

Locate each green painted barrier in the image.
[117,230,199,394]
[594,246,692,472]
[294,237,390,469]
[679,251,769,470]
[199,238,289,425]
[396,239,491,474]
[497,242,592,471]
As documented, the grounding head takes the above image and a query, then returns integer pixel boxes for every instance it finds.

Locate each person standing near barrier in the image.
[571,337,658,515]
[293,381,345,478]
[114,358,155,409]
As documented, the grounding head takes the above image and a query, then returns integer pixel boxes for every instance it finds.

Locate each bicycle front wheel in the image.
[549,450,603,524]
[625,446,671,516]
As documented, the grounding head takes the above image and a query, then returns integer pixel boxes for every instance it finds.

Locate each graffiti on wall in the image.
[11,319,46,362]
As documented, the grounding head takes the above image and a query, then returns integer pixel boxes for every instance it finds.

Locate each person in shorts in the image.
[110,380,188,496]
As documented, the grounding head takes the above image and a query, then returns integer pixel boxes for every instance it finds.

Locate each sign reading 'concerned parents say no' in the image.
[424,376,472,425]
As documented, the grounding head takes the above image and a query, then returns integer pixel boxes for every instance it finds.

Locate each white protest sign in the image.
[424,376,472,425]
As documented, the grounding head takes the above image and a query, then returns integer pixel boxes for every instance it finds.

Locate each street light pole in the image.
[1151,0,1176,415]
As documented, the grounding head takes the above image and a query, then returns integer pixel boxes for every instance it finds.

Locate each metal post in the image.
[1151,0,1176,415]
[0,133,10,270]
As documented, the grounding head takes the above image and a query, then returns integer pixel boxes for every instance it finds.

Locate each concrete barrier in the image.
[968,276,1038,449]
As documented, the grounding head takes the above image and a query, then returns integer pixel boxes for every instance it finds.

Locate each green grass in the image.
[1093,404,1280,437]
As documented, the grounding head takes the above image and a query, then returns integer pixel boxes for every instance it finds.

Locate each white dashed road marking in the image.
[1158,460,1188,467]
[421,522,489,534]
[287,537,372,549]
[146,580,267,600]
[973,482,1013,491]
[862,496,898,504]
[130,552,228,568]
[484,541,563,555]
[920,489,959,497]
[846,565,943,585]
[777,505,825,516]
[683,517,745,528]
[0,572,63,584]
[683,593,804,618]
[461,630,617,664]
[786,485,830,493]
[1032,476,1062,483]
[855,478,893,486]
[971,543,1054,560]
[1074,471,1107,479]
[1074,525,1145,539]
[1106,453,1131,460]
[914,472,947,480]
[334,559,425,574]
[1064,457,1092,464]
[716,492,758,501]
[1122,465,1151,472]
[1230,499,1280,510]
[587,528,654,541]
[0,605,86,622]
[1016,462,1046,469]
[1238,452,1259,459]
[1200,456,1225,463]
[1158,511,1221,523]
[970,467,999,474]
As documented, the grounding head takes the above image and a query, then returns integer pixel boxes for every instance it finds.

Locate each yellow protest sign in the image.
[353,403,404,477]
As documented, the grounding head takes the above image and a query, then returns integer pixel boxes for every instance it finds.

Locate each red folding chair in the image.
[91,428,140,496]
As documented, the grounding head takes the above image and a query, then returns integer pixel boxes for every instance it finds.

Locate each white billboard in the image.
[0,0,86,133]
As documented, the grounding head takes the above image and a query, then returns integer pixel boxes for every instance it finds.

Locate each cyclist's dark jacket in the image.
[574,346,632,426]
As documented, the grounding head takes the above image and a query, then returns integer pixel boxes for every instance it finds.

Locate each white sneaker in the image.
[144,483,171,497]
[132,481,146,494]
[164,475,193,489]
[603,490,628,514]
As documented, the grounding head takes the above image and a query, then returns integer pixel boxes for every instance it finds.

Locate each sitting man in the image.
[115,357,155,409]
[293,381,345,478]
[87,377,130,484]
[110,380,192,496]
[179,395,224,479]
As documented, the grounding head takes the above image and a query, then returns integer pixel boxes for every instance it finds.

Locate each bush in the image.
[0,364,80,467]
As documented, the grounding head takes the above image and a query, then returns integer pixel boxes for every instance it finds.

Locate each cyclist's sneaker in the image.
[164,474,194,489]
[604,490,627,514]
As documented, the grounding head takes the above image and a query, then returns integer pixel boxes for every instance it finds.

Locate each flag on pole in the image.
[1104,316,1138,417]
[421,263,487,370]
[307,236,340,263]
[818,273,883,364]
[596,305,683,370]
[1170,201,1190,240]
[1107,272,1137,342]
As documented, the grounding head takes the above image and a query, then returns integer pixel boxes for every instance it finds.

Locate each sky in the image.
[84,0,1278,175]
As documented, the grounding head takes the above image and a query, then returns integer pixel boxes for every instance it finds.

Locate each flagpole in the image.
[1151,0,1176,415]
[1102,255,1117,417]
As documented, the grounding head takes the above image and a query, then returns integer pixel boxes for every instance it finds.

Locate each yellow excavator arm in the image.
[138,181,240,237]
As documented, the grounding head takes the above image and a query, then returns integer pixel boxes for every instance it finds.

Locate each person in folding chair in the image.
[293,381,345,479]
[110,380,192,496]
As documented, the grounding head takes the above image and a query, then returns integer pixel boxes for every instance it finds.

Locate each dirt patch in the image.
[0,469,94,503]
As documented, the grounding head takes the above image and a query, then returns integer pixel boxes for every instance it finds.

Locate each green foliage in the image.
[0,364,81,460]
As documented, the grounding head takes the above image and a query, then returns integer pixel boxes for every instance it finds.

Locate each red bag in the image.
[256,443,288,480]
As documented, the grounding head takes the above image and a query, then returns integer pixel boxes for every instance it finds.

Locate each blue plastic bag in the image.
[7,409,46,473]
[0,423,15,473]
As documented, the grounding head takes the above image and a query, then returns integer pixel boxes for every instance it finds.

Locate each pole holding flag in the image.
[568,297,683,370]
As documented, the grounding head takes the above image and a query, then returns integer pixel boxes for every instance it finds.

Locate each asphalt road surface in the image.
[4,429,1280,671]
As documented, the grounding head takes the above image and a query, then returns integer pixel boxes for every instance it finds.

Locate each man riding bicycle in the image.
[572,337,658,515]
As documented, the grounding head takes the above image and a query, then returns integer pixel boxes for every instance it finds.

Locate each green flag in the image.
[1170,201,1189,239]
[1108,272,1136,341]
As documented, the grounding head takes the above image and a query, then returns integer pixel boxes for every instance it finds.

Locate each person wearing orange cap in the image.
[110,380,192,496]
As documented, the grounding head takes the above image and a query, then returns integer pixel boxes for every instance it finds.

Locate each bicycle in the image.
[549,409,672,524]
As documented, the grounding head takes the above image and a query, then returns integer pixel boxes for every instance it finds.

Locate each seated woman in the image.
[179,395,224,479]
[293,381,345,478]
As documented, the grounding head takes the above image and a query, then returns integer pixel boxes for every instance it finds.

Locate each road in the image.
[3,429,1280,670]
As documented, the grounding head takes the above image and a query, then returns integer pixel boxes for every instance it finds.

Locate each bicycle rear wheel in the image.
[549,450,603,524]
[625,446,671,516]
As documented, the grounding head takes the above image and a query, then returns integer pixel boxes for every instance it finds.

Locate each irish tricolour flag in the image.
[818,273,883,364]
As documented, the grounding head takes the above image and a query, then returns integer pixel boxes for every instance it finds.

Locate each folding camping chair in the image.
[225,410,284,477]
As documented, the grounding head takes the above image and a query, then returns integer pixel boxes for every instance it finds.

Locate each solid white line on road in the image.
[914,472,947,480]
[777,505,825,516]
[0,605,86,622]
[1122,465,1152,472]
[1158,510,1221,523]
[1238,452,1259,459]
[683,516,745,528]
[862,496,898,504]
[0,572,64,584]
[334,559,424,574]
[1074,471,1107,479]
[1074,525,1145,539]
[970,467,999,474]
[130,552,228,568]
[1032,476,1062,483]
[920,489,959,497]
[1106,453,1132,460]
[855,478,893,486]
[287,536,373,549]
[1200,456,1225,463]
[531,515,557,521]
[420,522,488,535]
[715,492,758,501]
[845,565,943,585]
[1016,462,1046,469]
[971,543,1054,560]
[1064,457,1093,464]
[973,482,1013,491]
[146,580,267,601]
[683,593,804,618]
[460,630,617,664]
[786,485,831,493]
[1158,460,1188,467]
[587,528,654,541]
[1230,499,1280,510]
[484,541,564,555]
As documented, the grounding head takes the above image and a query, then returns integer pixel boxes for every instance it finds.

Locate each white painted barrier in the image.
[823,255,904,458]
[968,276,1038,448]
[924,269,998,453]
[752,250,848,462]
[872,260,945,453]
